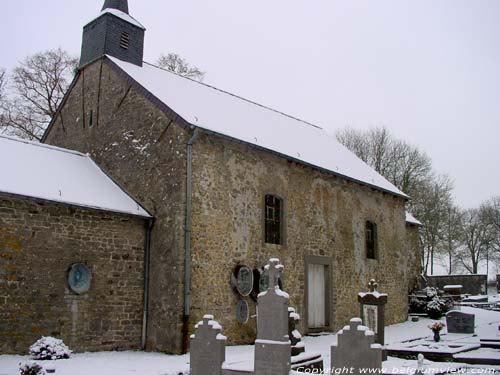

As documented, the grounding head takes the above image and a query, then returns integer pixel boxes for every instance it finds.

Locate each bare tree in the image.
[481,196,500,260]
[336,126,432,198]
[0,68,5,99]
[157,53,205,82]
[0,48,78,141]
[412,175,454,275]
[457,207,493,274]
[440,203,463,274]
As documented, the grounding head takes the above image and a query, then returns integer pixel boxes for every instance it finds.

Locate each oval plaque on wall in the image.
[236,266,253,296]
[236,300,249,324]
[68,263,92,295]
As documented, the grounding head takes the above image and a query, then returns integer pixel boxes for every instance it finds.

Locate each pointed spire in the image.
[102,0,129,14]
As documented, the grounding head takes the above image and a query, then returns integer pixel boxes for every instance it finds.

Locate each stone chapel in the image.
[1,0,422,354]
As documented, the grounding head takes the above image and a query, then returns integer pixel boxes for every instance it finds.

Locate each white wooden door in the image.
[308,264,326,328]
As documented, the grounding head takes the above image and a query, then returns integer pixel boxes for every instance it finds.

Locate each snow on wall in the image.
[108,56,408,199]
[0,135,150,217]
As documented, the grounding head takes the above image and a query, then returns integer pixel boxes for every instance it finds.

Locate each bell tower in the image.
[79,0,145,67]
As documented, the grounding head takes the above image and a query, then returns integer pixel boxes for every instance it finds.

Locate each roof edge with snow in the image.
[102,56,409,200]
[0,135,152,219]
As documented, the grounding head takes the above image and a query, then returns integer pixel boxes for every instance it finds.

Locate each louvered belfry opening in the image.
[120,32,130,49]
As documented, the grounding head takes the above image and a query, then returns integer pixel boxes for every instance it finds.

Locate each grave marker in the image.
[446,310,475,334]
[358,279,387,345]
[254,258,291,375]
[331,318,382,375]
[190,314,226,375]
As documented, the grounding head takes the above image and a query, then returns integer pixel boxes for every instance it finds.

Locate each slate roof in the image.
[0,135,150,218]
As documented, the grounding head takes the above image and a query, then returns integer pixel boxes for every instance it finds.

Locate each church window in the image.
[365,221,378,259]
[120,32,130,50]
[265,195,283,245]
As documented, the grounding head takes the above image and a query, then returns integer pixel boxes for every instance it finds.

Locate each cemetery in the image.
[2,257,499,375]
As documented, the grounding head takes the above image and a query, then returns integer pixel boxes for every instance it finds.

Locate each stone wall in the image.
[405,224,422,293]
[189,133,413,344]
[422,275,487,295]
[0,195,146,354]
[44,58,190,353]
[44,56,419,352]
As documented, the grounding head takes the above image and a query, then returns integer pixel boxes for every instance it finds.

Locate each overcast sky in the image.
[1,0,498,209]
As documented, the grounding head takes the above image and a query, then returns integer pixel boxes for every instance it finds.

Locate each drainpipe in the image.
[141,217,154,350]
[182,127,200,353]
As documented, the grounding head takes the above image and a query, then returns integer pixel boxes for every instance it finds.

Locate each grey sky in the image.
[1,0,498,209]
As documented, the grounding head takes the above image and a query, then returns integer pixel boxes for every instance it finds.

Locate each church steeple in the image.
[79,0,145,68]
[102,0,129,14]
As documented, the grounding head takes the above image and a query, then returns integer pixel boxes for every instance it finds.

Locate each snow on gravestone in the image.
[446,310,475,334]
[331,318,382,375]
[254,258,291,375]
[190,315,227,375]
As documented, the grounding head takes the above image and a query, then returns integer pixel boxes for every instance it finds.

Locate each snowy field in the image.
[1,306,499,375]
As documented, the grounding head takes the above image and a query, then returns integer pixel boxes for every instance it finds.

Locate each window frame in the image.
[365,220,378,260]
[264,194,284,245]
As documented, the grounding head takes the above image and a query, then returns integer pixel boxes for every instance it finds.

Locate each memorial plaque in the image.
[362,305,378,333]
[236,300,249,324]
[68,263,91,295]
[446,310,475,334]
[236,265,253,296]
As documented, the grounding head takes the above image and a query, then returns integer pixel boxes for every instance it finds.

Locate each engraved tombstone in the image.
[331,318,382,375]
[446,310,475,334]
[254,258,291,375]
[190,314,227,375]
[358,279,387,345]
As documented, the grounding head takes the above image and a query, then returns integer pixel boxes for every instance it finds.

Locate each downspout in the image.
[141,217,154,350]
[182,127,200,353]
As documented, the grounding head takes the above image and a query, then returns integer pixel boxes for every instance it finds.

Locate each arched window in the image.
[265,195,283,245]
[365,220,378,259]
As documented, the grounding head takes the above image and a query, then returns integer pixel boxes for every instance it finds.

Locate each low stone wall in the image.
[422,275,487,295]
[0,195,147,354]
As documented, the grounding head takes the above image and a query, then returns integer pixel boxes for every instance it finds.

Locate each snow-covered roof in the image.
[406,212,423,226]
[108,56,408,198]
[86,8,145,30]
[0,135,150,218]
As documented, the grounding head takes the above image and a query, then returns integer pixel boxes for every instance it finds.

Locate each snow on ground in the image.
[1,306,499,375]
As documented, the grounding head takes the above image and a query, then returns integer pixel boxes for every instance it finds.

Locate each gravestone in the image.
[446,310,475,334]
[254,258,291,375]
[358,279,387,345]
[288,307,305,356]
[190,314,227,375]
[331,318,382,375]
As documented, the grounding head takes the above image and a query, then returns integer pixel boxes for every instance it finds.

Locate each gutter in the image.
[182,128,200,353]
[141,217,154,350]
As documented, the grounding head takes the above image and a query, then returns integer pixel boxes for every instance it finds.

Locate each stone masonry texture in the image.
[44,58,189,353]
[0,195,146,354]
[44,57,422,352]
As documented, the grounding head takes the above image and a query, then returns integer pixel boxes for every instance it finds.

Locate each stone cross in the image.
[190,314,226,375]
[331,318,382,375]
[255,258,291,375]
[368,279,378,292]
[265,258,282,290]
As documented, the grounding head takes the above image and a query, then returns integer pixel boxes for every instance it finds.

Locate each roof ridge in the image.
[142,61,323,131]
[0,134,88,158]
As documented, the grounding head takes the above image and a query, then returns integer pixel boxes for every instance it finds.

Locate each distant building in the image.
[1,0,422,354]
